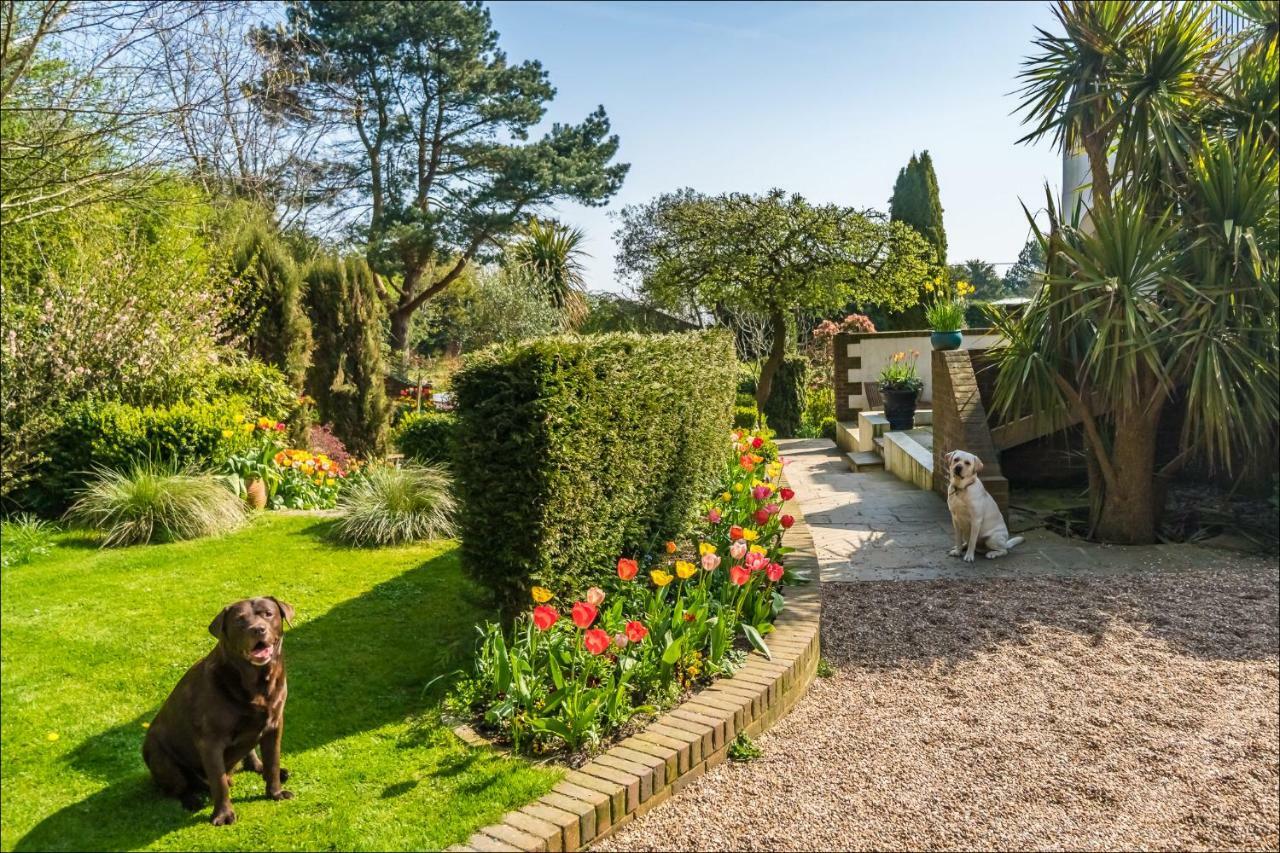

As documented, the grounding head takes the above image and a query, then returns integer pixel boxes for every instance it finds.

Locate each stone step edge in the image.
[453,473,824,852]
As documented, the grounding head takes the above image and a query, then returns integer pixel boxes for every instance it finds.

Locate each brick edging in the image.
[450,481,823,853]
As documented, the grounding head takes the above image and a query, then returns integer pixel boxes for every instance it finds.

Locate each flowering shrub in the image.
[450,428,800,756]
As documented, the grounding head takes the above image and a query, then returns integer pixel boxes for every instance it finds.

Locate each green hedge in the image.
[24,399,248,515]
[394,411,457,464]
[762,356,809,438]
[732,405,758,429]
[452,331,737,615]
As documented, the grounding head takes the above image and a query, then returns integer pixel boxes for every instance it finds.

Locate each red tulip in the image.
[571,601,598,629]
[754,509,769,525]
[729,565,750,586]
[780,487,795,501]
[729,526,744,541]
[766,562,784,582]
[751,436,764,449]
[625,620,648,643]
[274,422,286,431]
[617,557,638,581]
[532,605,558,631]
[584,628,610,655]
[780,514,795,529]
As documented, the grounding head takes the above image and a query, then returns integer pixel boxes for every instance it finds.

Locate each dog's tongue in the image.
[251,645,273,660]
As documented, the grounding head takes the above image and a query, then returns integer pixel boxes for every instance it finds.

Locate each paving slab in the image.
[778,438,1215,583]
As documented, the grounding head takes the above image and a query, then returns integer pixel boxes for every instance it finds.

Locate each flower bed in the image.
[223,416,363,510]
[448,429,800,758]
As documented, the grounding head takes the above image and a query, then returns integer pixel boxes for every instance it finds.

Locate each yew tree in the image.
[614,189,931,408]
[260,0,628,354]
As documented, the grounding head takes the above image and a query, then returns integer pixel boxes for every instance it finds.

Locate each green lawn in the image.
[1,515,560,851]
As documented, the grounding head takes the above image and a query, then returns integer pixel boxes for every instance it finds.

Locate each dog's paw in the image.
[962,552,975,563]
[180,792,205,812]
[985,550,1005,560]
[269,789,294,801]
[947,547,962,557]
[211,808,237,826]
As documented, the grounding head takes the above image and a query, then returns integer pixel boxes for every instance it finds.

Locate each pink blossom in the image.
[765,503,780,515]
[745,551,770,572]
[730,540,748,560]
[751,485,771,501]
[706,508,721,524]
[700,553,721,572]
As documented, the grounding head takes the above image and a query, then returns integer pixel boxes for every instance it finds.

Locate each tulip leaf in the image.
[661,636,684,666]
[548,654,565,690]
[742,624,771,660]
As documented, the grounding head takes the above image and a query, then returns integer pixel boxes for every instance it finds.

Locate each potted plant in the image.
[224,440,283,510]
[925,297,967,351]
[878,350,923,431]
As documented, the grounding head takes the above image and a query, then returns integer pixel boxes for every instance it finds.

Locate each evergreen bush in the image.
[451,331,737,615]
[394,411,457,464]
[761,356,808,438]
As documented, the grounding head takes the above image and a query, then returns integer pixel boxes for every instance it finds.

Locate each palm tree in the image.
[506,217,590,327]
[995,0,1278,544]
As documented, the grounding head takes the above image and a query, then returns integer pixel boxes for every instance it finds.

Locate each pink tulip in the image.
[586,587,606,607]
[701,552,721,572]
[765,503,780,515]
[706,508,721,524]
[745,551,770,572]
[730,539,748,560]
[614,632,629,649]
[752,485,771,501]
[767,562,784,582]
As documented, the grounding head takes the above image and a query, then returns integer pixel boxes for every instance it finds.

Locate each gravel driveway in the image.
[595,563,1279,851]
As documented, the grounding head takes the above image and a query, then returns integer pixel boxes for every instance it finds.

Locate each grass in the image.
[0,514,560,852]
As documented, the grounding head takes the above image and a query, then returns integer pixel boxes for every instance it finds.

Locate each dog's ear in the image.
[270,597,295,628]
[944,450,955,467]
[208,606,229,639]
[974,455,985,474]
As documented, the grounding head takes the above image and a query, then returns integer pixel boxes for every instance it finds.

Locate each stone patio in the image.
[779,438,1212,582]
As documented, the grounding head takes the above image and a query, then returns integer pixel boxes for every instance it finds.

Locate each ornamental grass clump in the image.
[0,514,57,567]
[333,464,455,546]
[66,465,245,547]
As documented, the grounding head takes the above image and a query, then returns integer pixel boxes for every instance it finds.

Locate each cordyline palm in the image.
[507,217,590,327]
[995,0,1279,544]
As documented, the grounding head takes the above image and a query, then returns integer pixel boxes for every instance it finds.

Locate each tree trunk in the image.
[1093,405,1162,545]
[754,309,788,413]
[389,306,412,358]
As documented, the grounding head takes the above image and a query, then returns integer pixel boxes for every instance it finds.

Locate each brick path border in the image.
[447,483,823,852]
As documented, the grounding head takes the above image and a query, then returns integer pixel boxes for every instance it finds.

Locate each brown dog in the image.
[142,597,294,825]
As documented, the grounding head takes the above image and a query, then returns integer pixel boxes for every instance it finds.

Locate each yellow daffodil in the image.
[698,542,716,556]
[651,569,674,587]
[675,561,697,580]
[742,528,759,542]
[531,586,553,603]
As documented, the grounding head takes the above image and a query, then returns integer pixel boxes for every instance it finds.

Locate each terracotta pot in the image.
[245,477,268,510]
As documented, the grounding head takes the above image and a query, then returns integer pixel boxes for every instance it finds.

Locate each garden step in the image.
[846,451,884,472]
[873,436,885,450]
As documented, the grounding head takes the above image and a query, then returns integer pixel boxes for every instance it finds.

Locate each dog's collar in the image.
[948,479,976,496]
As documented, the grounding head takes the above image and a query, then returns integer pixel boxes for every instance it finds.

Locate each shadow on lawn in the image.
[16,547,483,852]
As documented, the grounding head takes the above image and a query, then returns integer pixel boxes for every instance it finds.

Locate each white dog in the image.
[944,449,1024,562]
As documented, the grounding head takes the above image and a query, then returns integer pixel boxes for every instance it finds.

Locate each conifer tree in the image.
[227,222,313,389]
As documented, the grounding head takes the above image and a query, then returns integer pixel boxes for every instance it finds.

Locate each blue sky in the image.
[486,0,1063,293]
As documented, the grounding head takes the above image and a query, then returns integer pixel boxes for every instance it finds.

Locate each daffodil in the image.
[651,569,674,587]
[675,561,697,580]
[531,586,553,603]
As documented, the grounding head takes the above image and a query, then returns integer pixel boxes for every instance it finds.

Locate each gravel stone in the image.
[594,563,1279,851]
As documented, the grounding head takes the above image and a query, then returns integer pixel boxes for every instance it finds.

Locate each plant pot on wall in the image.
[244,477,268,510]
[930,330,963,351]
[881,387,920,431]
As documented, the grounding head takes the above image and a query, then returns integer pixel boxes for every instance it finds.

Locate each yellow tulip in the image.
[221,429,234,439]
[241,423,255,433]
[749,544,766,555]
[733,483,744,493]
[698,542,716,556]
[531,586,553,603]
[651,569,674,587]
[742,528,759,542]
[721,491,732,502]
[675,561,697,580]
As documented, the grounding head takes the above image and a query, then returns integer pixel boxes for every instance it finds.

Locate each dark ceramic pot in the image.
[881,387,920,431]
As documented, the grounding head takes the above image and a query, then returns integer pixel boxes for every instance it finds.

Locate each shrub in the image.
[395,411,457,464]
[734,391,757,408]
[820,417,837,442]
[333,464,456,546]
[183,360,298,422]
[451,331,737,615]
[0,514,57,567]
[226,221,313,389]
[25,399,250,515]
[736,365,757,397]
[306,423,353,470]
[965,300,994,328]
[304,255,389,458]
[732,405,759,429]
[762,356,808,438]
[66,465,245,546]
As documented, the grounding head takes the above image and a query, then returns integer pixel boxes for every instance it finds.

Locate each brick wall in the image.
[931,349,1009,518]
[833,332,860,422]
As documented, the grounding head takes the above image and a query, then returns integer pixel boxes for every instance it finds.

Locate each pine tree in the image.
[304,254,389,457]
[227,221,313,389]
[889,151,946,267]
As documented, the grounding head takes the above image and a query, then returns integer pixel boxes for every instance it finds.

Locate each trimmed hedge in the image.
[24,399,246,515]
[394,411,457,464]
[452,331,737,615]
[732,405,758,429]
[762,356,809,438]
